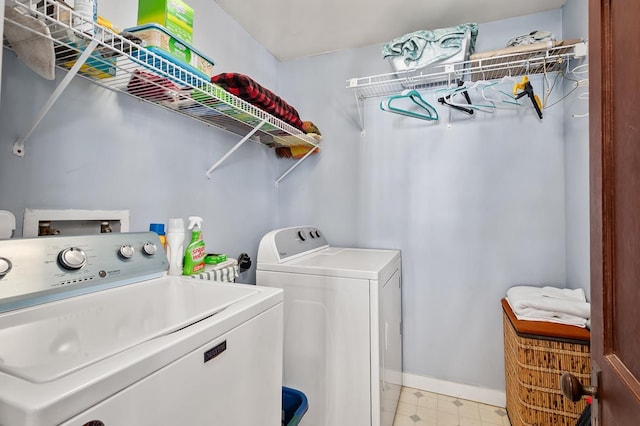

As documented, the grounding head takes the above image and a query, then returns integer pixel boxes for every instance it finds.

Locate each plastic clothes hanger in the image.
[436,81,474,115]
[480,76,521,108]
[446,81,496,113]
[380,90,439,121]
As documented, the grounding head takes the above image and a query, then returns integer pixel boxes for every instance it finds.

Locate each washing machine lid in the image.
[0,276,260,383]
[258,246,400,280]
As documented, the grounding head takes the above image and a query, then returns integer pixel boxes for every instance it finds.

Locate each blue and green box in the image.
[125,23,214,80]
[137,0,194,44]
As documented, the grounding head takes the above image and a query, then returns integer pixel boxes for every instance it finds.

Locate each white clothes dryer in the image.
[257,226,402,426]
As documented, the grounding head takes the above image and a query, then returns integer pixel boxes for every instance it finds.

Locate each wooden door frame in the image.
[590,0,640,424]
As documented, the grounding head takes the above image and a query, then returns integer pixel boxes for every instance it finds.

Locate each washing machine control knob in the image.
[142,242,157,256]
[119,244,135,259]
[0,257,12,277]
[58,247,87,270]
[297,230,306,241]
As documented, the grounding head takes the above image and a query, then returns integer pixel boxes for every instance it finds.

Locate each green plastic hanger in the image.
[380,90,439,121]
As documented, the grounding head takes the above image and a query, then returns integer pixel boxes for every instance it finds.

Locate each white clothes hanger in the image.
[445,81,496,113]
[479,76,522,108]
[449,80,496,113]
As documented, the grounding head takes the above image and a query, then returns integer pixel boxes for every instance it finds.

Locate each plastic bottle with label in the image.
[166,218,185,276]
[182,216,206,275]
[74,0,97,35]
[149,223,166,249]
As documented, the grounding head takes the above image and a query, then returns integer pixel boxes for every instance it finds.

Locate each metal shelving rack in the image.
[347,41,588,132]
[3,0,319,184]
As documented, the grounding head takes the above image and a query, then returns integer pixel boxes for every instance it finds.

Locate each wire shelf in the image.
[347,41,587,100]
[3,0,318,158]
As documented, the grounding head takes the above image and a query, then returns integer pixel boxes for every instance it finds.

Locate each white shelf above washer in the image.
[3,0,319,184]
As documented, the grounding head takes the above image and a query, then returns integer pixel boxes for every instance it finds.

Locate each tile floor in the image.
[393,387,511,426]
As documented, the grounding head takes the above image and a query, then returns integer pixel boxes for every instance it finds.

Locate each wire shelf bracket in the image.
[275,138,320,186]
[205,118,268,178]
[347,78,366,136]
[13,39,98,157]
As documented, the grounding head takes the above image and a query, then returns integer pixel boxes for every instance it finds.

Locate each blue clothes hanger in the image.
[380,89,439,121]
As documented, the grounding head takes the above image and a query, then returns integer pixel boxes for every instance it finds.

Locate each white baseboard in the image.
[402,372,506,408]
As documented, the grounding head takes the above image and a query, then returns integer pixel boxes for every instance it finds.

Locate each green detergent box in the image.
[137,0,194,44]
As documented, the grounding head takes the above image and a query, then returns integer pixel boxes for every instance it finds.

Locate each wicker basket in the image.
[502,299,591,426]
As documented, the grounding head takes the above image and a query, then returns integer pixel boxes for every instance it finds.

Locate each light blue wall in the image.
[0,2,589,395]
[562,0,590,296]
[0,0,282,284]
[278,10,571,391]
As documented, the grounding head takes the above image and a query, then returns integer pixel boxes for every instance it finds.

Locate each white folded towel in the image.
[509,306,588,327]
[506,285,590,327]
[540,286,586,301]
[4,5,56,80]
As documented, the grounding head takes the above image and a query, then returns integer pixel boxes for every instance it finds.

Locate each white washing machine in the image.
[256,226,402,426]
[0,232,283,426]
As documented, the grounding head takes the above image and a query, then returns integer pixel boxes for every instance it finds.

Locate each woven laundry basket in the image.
[501,299,591,426]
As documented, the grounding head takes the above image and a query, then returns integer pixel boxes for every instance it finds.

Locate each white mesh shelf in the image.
[3,0,319,183]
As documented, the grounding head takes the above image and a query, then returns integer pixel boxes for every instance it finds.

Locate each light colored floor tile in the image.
[502,415,512,426]
[416,394,438,410]
[437,398,461,414]
[416,417,438,426]
[393,411,438,426]
[458,402,481,420]
[458,398,480,408]
[392,386,508,426]
[437,394,459,404]
[436,410,459,426]
[400,388,421,405]
[478,406,508,425]
[396,401,418,416]
[416,406,438,422]
[393,413,418,426]
[459,416,483,426]
[420,390,441,399]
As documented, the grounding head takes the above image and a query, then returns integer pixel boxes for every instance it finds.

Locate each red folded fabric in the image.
[127,69,179,102]
[211,73,304,130]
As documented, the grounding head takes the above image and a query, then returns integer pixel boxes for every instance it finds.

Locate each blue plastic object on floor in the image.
[282,386,308,426]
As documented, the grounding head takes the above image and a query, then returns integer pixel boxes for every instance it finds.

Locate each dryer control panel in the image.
[258,226,328,263]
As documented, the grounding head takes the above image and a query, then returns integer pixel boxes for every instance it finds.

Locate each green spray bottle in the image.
[182,216,206,275]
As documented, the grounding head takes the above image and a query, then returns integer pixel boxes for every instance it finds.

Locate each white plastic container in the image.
[166,218,185,276]
[0,211,16,239]
[73,0,97,35]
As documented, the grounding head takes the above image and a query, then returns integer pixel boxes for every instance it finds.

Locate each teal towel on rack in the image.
[382,23,478,67]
